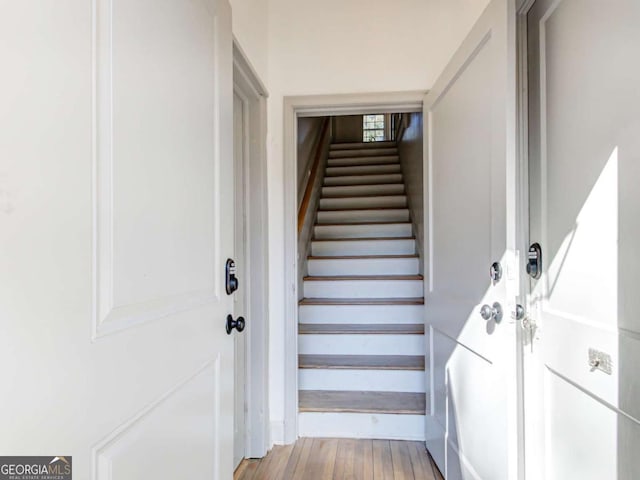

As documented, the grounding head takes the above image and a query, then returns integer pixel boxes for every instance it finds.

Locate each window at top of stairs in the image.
[363,114,385,142]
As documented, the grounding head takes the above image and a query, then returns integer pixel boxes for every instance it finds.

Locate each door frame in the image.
[282,91,425,443]
[515,0,540,478]
[232,41,270,459]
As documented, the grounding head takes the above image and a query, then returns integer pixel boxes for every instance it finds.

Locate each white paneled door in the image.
[424,0,519,479]
[0,0,236,478]
[525,1,640,479]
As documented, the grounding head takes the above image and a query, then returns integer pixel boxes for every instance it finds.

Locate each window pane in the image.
[363,114,385,142]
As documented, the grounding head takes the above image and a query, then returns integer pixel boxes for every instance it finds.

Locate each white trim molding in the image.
[233,40,270,458]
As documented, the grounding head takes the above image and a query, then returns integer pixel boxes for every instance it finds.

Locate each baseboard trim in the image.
[270,420,286,446]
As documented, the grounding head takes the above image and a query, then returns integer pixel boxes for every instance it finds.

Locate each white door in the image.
[424,1,519,479]
[0,0,236,478]
[232,91,248,469]
[524,1,640,479]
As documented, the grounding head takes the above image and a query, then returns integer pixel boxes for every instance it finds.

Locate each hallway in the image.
[234,438,443,480]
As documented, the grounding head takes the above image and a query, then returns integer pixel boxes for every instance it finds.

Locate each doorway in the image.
[282,92,425,443]
[232,43,270,466]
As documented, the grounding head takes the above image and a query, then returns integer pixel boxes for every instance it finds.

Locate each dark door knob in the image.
[226,314,245,335]
[225,258,239,295]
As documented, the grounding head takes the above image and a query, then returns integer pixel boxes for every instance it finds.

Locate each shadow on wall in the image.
[331,115,363,144]
[397,112,424,275]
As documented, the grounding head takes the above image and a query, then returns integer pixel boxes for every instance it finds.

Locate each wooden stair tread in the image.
[303,275,423,281]
[330,141,397,149]
[308,254,418,259]
[323,183,404,188]
[326,162,400,170]
[319,207,409,212]
[322,191,406,198]
[323,182,404,188]
[319,206,407,212]
[299,390,426,415]
[327,158,400,164]
[299,353,425,369]
[315,221,411,226]
[324,172,402,178]
[329,150,398,156]
[321,194,406,200]
[311,236,415,242]
[299,324,424,335]
[330,147,397,153]
[299,297,424,305]
[327,161,400,168]
[330,149,398,155]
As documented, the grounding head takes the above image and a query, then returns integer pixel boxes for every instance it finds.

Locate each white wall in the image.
[229,0,491,446]
[229,0,269,83]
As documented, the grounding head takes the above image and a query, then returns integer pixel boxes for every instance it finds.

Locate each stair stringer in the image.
[297,121,332,300]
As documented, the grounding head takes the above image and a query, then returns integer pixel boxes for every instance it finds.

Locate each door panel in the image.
[0,0,235,478]
[98,0,220,334]
[527,0,640,478]
[424,1,518,478]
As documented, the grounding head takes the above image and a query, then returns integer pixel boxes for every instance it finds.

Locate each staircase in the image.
[298,140,426,440]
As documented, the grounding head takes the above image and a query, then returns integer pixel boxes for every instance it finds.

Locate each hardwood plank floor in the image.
[234,438,442,480]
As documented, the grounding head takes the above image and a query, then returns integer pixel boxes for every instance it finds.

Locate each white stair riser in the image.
[299,369,426,393]
[320,196,407,210]
[327,155,399,167]
[322,184,405,197]
[298,412,426,441]
[303,279,424,298]
[316,209,409,224]
[298,334,426,355]
[330,141,396,150]
[299,304,424,324]
[329,148,398,158]
[308,257,419,276]
[324,174,403,186]
[326,164,401,177]
[311,239,415,256]
[314,223,412,239]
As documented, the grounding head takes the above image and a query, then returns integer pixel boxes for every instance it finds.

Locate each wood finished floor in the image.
[234,438,444,480]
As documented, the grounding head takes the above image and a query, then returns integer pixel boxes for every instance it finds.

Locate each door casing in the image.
[515,1,537,478]
[232,41,270,459]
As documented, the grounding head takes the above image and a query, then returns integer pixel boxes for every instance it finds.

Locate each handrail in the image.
[297,118,330,234]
